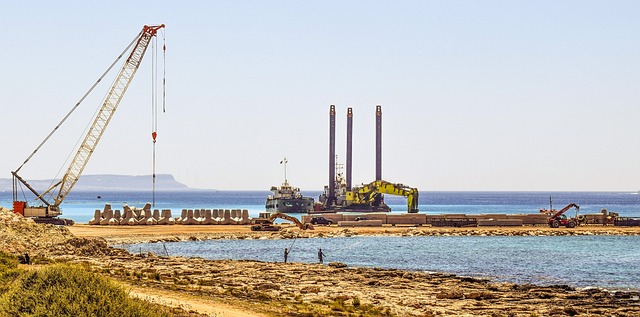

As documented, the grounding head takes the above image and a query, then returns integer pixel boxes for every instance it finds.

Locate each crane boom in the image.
[11,25,164,225]
[53,24,164,206]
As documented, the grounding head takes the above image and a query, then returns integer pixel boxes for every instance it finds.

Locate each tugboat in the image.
[265,158,314,213]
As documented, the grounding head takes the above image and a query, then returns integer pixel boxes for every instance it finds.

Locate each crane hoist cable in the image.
[151,30,167,208]
[11,24,165,225]
[151,33,157,207]
[13,33,141,175]
[162,29,166,113]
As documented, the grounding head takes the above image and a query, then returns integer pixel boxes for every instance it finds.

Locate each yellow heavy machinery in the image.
[11,25,165,225]
[346,180,419,213]
[251,212,314,231]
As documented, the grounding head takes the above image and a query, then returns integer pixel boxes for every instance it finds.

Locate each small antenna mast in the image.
[280,157,288,184]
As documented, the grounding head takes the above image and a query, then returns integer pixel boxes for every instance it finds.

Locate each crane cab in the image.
[13,202,62,218]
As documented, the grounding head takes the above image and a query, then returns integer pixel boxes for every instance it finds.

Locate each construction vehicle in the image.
[319,105,420,213]
[345,180,419,213]
[540,203,580,228]
[11,25,165,225]
[251,212,314,231]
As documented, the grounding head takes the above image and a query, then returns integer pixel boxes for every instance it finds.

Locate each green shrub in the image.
[0,264,173,317]
[0,252,18,270]
[0,252,23,295]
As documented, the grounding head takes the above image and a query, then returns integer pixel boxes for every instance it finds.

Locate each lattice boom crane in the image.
[12,24,165,225]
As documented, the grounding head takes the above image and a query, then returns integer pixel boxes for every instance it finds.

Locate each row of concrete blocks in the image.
[88,204,250,225]
[303,213,551,226]
[175,208,250,225]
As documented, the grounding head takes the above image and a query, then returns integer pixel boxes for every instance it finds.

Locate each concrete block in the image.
[477,219,523,226]
[175,209,188,224]
[230,209,245,225]
[201,209,216,225]
[343,213,387,222]
[386,213,426,225]
[242,209,250,225]
[158,209,175,225]
[153,209,160,220]
[216,209,230,225]
[182,209,201,225]
[121,206,138,225]
[111,210,122,225]
[99,209,113,225]
[338,220,383,227]
[302,214,344,224]
[88,209,101,225]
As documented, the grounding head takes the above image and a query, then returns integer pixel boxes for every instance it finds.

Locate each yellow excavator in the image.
[345,180,419,213]
[251,212,314,231]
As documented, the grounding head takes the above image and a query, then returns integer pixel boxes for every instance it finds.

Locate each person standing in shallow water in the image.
[317,248,325,264]
[284,248,289,263]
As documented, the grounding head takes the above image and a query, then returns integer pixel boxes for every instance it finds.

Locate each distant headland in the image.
[0,174,190,191]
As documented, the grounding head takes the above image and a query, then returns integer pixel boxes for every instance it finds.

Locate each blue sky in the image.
[1,1,639,191]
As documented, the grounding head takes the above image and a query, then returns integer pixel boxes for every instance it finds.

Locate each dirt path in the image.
[125,282,266,317]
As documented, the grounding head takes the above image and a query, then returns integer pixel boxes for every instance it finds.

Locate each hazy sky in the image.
[1,1,638,191]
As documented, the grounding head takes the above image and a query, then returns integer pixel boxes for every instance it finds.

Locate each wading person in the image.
[317,248,325,264]
[284,247,289,263]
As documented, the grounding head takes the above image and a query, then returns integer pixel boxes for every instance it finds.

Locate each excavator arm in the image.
[268,212,314,230]
[348,180,419,213]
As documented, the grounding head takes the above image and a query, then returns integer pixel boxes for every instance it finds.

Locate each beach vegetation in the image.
[0,260,187,317]
[149,271,162,281]
[0,252,22,294]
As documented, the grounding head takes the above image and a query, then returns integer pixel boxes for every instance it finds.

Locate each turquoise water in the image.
[125,235,640,291]
[2,190,639,223]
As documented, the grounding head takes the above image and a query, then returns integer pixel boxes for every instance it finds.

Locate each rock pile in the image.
[0,206,75,256]
[0,206,126,259]
[98,256,640,317]
[47,237,129,258]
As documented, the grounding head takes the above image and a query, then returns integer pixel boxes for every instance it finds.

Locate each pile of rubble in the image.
[0,206,129,258]
[47,237,129,258]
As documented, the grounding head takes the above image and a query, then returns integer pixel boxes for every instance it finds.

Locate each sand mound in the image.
[0,206,74,256]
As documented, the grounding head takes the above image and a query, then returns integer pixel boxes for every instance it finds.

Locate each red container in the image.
[13,201,26,215]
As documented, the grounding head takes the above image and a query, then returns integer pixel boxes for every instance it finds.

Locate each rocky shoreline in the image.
[71,253,640,316]
[68,223,640,245]
[2,207,640,316]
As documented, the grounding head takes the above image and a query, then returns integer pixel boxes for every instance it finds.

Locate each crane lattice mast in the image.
[53,24,164,206]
